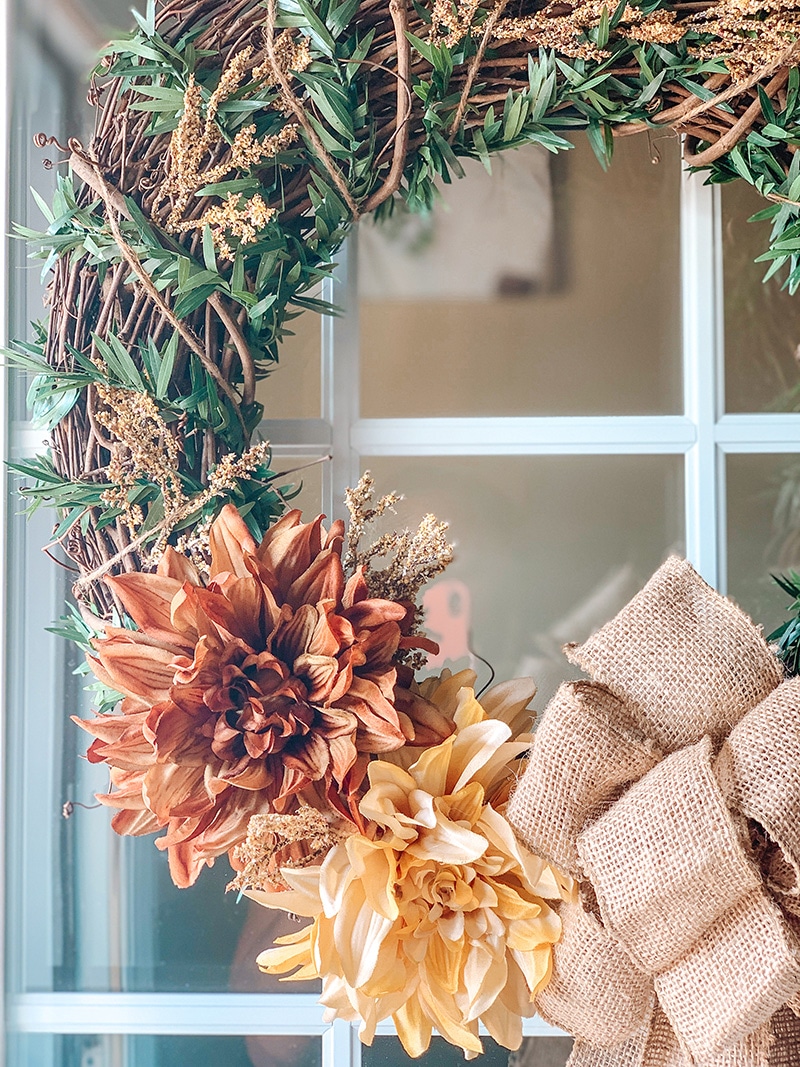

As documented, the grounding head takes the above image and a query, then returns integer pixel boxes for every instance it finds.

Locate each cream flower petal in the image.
[453,689,486,730]
[462,943,507,1020]
[248,678,565,1061]
[319,841,353,919]
[409,737,454,797]
[257,924,314,974]
[347,835,399,921]
[480,994,525,1050]
[393,996,433,1059]
[333,878,393,987]
[448,720,512,794]
[480,677,537,733]
[470,739,533,793]
[407,813,487,864]
[419,979,483,1055]
[245,885,320,918]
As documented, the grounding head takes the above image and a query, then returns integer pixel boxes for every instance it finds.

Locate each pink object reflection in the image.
[422,580,472,667]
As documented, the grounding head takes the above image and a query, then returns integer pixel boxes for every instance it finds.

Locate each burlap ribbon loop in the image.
[507,557,800,1067]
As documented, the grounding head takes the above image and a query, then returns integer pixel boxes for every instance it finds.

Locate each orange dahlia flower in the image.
[75,505,450,887]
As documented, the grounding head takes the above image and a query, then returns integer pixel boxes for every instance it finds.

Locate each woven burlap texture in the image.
[535,899,653,1046]
[563,555,782,751]
[507,681,660,877]
[508,556,800,1067]
[578,736,761,975]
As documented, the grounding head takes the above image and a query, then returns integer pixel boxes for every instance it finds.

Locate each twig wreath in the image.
[12,0,800,618]
[12,0,800,1059]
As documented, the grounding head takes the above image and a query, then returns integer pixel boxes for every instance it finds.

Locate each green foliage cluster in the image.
[768,572,800,675]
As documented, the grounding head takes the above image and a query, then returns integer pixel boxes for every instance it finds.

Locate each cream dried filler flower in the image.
[249,673,571,1058]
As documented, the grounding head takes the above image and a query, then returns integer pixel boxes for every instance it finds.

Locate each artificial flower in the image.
[75,505,450,887]
[251,682,569,1058]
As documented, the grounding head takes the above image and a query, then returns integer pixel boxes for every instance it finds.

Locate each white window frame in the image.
[5,0,800,1050]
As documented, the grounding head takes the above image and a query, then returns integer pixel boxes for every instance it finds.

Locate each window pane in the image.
[722,182,800,413]
[255,311,321,419]
[362,456,684,705]
[269,454,325,516]
[359,136,682,418]
[6,1034,321,1067]
[22,754,322,992]
[726,453,800,631]
[363,1035,573,1067]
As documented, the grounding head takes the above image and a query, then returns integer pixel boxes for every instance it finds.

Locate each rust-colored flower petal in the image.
[209,503,257,579]
[105,572,188,647]
[93,638,177,703]
[158,545,201,585]
[286,548,345,610]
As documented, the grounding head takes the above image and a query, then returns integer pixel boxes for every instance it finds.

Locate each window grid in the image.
[9,146,800,1063]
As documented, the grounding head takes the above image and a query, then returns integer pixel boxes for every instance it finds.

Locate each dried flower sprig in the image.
[344,473,453,669]
[154,47,300,236]
[95,385,183,530]
[186,192,277,261]
[229,807,351,892]
[688,0,800,79]
[93,388,277,565]
[491,1,681,61]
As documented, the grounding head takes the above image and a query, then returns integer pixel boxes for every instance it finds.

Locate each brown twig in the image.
[448,0,511,142]
[362,0,412,212]
[263,0,361,219]
[683,68,791,167]
[208,292,257,407]
[73,152,250,438]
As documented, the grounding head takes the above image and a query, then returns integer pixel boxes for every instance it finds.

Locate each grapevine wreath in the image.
[11,0,800,1061]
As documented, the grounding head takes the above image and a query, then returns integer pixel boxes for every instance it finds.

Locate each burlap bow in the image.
[507,557,800,1067]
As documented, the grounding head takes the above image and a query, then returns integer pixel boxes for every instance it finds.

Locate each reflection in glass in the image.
[723,181,800,412]
[29,697,325,992]
[6,1034,321,1067]
[270,453,326,517]
[363,1035,572,1067]
[726,453,800,632]
[359,135,682,418]
[256,310,321,419]
[364,456,684,706]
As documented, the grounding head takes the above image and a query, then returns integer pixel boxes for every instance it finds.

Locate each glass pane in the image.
[722,182,800,412]
[726,453,800,632]
[363,1035,572,1067]
[359,135,682,418]
[6,0,325,998]
[363,456,684,706]
[6,1034,321,1067]
[270,454,325,516]
[255,311,321,419]
[19,692,324,991]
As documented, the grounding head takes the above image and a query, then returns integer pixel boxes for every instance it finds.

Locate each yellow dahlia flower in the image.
[250,680,568,1058]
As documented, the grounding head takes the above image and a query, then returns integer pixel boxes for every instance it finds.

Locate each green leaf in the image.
[131,0,157,37]
[250,293,278,320]
[174,282,219,319]
[30,188,55,224]
[202,224,217,271]
[596,6,610,49]
[406,31,436,67]
[156,333,178,400]
[92,332,145,390]
[327,0,359,36]
[295,0,337,57]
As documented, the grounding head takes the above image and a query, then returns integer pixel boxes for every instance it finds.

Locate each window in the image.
[4,0,800,1063]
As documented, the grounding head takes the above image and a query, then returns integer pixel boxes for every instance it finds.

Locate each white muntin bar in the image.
[681,164,724,591]
[351,415,696,456]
